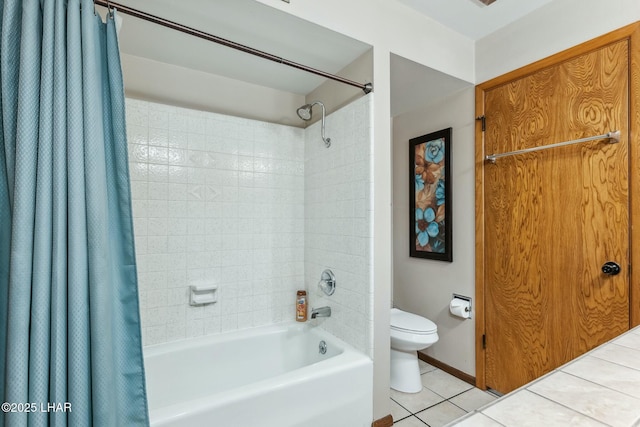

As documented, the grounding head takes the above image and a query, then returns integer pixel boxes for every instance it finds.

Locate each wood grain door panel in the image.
[483,40,630,394]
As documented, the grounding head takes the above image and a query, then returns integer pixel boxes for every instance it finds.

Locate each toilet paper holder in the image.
[451,294,472,319]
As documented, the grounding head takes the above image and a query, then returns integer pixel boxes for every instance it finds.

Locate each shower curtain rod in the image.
[94,0,373,94]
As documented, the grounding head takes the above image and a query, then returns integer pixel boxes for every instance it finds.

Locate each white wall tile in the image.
[127,98,306,346]
[304,96,373,356]
[129,97,372,354]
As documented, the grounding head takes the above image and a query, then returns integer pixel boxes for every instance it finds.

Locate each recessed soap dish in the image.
[189,283,217,306]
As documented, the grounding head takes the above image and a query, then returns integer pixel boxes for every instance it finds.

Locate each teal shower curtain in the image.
[0,0,149,425]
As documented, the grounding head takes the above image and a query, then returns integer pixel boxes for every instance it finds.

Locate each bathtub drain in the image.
[318,340,327,355]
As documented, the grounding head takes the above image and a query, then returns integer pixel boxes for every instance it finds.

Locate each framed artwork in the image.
[409,127,452,262]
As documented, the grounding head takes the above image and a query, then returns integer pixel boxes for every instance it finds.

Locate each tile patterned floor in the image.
[449,326,640,426]
[391,360,497,427]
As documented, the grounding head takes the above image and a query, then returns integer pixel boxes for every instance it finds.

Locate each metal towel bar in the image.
[485,130,620,163]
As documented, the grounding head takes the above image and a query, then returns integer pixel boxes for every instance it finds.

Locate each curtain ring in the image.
[106,0,113,17]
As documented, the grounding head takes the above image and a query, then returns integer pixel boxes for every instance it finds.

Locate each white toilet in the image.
[390,308,439,393]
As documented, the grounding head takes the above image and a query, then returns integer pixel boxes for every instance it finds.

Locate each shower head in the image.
[297,104,313,121]
[296,101,331,148]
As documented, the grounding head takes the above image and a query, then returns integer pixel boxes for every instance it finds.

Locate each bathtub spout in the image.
[311,306,331,319]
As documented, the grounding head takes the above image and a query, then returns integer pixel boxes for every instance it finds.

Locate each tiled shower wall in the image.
[125,96,373,354]
[304,96,374,356]
[125,99,305,346]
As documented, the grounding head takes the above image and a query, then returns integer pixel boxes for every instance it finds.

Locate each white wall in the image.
[305,49,373,123]
[125,98,305,345]
[371,49,393,421]
[122,54,305,126]
[392,87,476,375]
[476,0,640,83]
[304,95,374,356]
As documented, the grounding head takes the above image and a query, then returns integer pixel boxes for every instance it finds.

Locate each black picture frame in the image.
[409,128,452,262]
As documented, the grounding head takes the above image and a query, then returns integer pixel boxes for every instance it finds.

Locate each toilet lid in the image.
[391,308,437,334]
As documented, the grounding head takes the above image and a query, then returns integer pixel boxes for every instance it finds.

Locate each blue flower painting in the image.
[415,174,425,192]
[410,129,452,261]
[415,207,437,246]
[435,179,446,206]
[424,139,445,164]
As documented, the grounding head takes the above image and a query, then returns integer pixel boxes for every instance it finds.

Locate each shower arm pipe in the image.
[312,101,331,148]
[303,101,331,148]
[93,0,374,94]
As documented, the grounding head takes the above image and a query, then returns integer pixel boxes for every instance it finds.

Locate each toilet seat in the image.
[391,308,437,335]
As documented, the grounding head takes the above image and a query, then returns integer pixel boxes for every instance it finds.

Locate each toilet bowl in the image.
[390,308,438,393]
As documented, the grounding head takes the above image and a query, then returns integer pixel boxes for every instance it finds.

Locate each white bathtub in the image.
[144,322,373,427]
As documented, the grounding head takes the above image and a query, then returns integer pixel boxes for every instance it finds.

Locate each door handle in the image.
[602,261,621,276]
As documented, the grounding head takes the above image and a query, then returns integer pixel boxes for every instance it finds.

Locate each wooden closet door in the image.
[483,40,630,394]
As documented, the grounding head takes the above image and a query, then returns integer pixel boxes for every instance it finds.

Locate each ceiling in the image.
[112,0,553,116]
[396,0,554,40]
